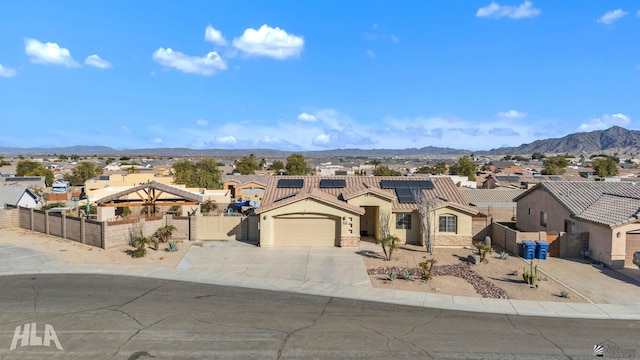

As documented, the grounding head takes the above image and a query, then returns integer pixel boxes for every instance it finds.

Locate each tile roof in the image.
[223,175,270,186]
[0,184,36,206]
[256,176,477,215]
[516,181,640,226]
[460,188,525,205]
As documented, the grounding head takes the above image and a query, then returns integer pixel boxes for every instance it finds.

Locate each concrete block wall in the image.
[167,216,190,240]
[48,213,64,238]
[0,207,19,228]
[33,210,46,233]
[84,220,104,248]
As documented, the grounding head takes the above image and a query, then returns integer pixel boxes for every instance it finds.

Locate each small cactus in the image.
[166,240,179,252]
[523,261,539,286]
[387,270,397,281]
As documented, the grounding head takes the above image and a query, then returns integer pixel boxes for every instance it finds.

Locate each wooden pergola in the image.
[95,182,202,215]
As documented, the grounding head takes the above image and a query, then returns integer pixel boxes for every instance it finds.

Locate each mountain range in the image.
[1,126,639,158]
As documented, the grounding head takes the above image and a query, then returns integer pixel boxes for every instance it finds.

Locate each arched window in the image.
[438,214,457,233]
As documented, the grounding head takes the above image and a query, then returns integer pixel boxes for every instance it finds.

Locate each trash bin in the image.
[535,241,549,260]
[521,241,536,260]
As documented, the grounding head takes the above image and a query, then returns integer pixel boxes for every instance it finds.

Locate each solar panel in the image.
[549,176,561,181]
[496,176,520,182]
[277,179,304,188]
[379,180,434,189]
[319,179,346,188]
[275,191,299,202]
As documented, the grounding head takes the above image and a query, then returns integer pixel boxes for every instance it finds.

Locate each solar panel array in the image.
[549,176,561,181]
[379,179,434,204]
[496,176,520,182]
[277,179,304,188]
[319,179,346,188]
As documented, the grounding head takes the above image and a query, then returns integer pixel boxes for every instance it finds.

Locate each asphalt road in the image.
[0,274,637,360]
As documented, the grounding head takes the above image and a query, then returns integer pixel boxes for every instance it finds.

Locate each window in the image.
[396,213,411,229]
[540,211,547,227]
[439,214,457,233]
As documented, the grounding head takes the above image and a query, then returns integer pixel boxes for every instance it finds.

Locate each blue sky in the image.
[0,1,638,151]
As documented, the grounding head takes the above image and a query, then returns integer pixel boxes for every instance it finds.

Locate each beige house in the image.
[85,173,174,193]
[255,176,478,248]
[514,181,640,268]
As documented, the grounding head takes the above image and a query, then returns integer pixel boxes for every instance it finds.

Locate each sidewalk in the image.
[0,241,639,320]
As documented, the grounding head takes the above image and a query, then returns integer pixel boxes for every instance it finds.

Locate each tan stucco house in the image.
[255,176,478,248]
[514,181,640,268]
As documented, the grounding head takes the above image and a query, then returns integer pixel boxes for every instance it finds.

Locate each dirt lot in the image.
[0,228,192,268]
[360,242,640,305]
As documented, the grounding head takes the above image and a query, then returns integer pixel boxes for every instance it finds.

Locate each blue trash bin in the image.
[521,241,536,260]
[535,241,549,260]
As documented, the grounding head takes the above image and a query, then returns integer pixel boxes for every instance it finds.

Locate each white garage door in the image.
[274,216,338,247]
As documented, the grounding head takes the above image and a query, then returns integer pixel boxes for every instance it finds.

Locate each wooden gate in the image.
[547,233,560,257]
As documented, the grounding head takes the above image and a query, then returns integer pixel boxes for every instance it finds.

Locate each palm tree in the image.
[153,225,177,243]
[200,199,218,214]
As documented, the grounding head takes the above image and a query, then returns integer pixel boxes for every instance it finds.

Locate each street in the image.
[0,274,637,359]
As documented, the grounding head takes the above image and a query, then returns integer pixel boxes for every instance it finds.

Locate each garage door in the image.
[274,216,338,247]
[625,233,640,268]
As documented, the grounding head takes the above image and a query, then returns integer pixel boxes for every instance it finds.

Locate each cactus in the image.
[387,270,397,281]
[523,261,539,286]
[419,259,438,281]
[166,240,179,252]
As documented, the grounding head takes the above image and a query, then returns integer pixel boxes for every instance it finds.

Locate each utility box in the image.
[521,241,536,260]
[535,241,549,260]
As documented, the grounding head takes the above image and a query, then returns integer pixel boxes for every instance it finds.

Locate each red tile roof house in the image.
[514,181,640,268]
[255,176,478,248]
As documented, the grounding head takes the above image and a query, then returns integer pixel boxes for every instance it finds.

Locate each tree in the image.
[270,160,285,172]
[64,161,103,186]
[432,162,447,175]
[592,157,619,177]
[448,156,476,180]
[285,153,310,175]
[70,154,80,161]
[377,209,399,261]
[16,160,54,187]
[412,188,437,254]
[531,152,546,160]
[373,165,402,176]
[172,158,223,189]
[200,199,218,214]
[541,156,569,175]
[235,155,260,175]
[416,166,432,174]
[0,156,10,166]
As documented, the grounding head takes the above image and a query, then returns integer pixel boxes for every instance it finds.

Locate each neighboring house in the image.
[514,181,640,268]
[460,188,524,222]
[0,184,40,209]
[0,176,46,189]
[222,175,269,201]
[255,176,478,248]
[85,173,174,193]
[481,174,523,189]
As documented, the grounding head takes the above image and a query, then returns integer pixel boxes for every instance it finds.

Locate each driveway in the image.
[177,241,372,288]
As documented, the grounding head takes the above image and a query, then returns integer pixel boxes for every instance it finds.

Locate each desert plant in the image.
[499,251,509,260]
[152,236,160,251]
[153,225,177,243]
[402,269,414,281]
[200,199,218,214]
[387,270,397,281]
[168,205,182,216]
[523,261,539,286]
[132,247,146,258]
[376,235,400,261]
[474,242,493,263]
[419,259,438,281]
[560,290,570,298]
[166,240,179,252]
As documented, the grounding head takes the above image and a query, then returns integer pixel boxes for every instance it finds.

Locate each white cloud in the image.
[579,113,631,131]
[366,49,376,58]
[84,54,112,69]
[232,24,304,60]
[216,135,236,144]
[152,48,227,76]
[204,25,227,46]
[0,64,17,78]
[313,134,330,145]
[476,1,541,19]
[597,9,627,25]
[196,119,209,126]
[497,109,527,118]
[297,112,317,122]
[152,138,163,143]
[24,38,78,67]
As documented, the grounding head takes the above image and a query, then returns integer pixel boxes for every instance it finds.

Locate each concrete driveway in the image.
[177,240,372,287]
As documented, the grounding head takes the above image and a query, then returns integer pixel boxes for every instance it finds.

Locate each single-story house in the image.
[222,175,268,202]
[460,188,524,222]
[514,181,640,268]
[0,184,40,209]
[255,176,478,248]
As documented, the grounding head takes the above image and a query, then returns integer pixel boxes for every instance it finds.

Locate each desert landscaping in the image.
[1,228,640,305]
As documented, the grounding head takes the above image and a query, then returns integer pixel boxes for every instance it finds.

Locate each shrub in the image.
[387,270,397,281]
[132,247,146,258]
[499,251,509,260]
[402,269,414,281]
[419,259,438,281]
[560,290,570,298]
[474,242,493,263]
[166,240,179,252]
